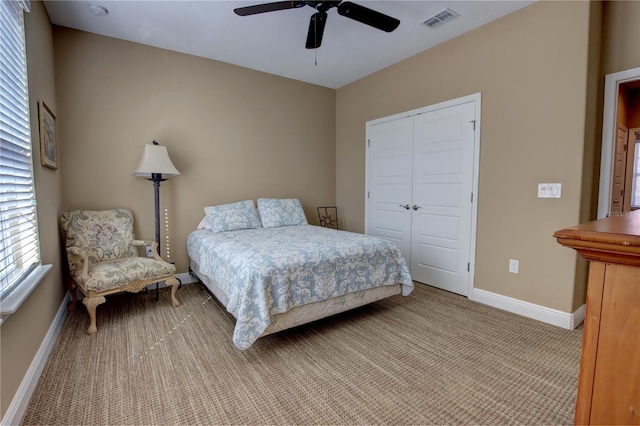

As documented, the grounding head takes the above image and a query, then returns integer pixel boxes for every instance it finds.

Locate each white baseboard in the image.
[1,292,71,426]
[176,272,198,285]
[143,272,198,291]
[170,276,587,329]
[472,288,585,330]
[570,304,586,329]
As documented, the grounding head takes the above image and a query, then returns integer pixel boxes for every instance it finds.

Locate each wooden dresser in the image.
[554,210,640,425]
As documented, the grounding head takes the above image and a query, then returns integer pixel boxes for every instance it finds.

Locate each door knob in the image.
[399,204,410,210]
[412,205,422,210]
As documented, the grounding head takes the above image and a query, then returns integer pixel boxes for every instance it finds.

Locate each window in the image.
[0,0,40,302]
[632,136,640,209]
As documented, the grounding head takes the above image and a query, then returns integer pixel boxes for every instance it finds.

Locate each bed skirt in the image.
[189,259,403,339]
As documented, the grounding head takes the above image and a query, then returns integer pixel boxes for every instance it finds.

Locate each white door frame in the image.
[365,93,481,298]
[597,66,640,219]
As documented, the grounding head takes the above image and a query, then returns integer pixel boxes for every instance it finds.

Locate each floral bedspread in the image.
[187,225,413,349]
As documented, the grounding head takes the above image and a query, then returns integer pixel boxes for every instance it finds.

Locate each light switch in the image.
[538,183,562,198]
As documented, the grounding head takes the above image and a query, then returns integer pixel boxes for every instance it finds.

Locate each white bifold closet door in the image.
[366,101,476,296]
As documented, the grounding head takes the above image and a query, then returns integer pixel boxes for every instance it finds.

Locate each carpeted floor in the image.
[21,283,582,425]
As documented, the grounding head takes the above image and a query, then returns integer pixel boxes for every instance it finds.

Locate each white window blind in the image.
[0,0,40,301]
[632,138,640,208]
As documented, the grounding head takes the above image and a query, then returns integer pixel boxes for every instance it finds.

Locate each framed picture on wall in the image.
[38,100,58,170]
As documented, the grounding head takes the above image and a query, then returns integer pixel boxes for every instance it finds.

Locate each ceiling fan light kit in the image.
[234,1,400,49]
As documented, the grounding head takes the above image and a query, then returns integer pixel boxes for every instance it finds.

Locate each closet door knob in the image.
[399,204,410,210]
[412,205,422,211]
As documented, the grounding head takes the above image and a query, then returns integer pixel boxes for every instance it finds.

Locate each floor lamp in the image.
[133,141,180,300]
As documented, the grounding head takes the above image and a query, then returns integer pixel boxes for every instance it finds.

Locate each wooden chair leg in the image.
[82,296,106,335]
[166,278,181,308]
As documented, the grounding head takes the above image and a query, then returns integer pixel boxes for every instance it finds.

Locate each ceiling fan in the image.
[234,1,401,49]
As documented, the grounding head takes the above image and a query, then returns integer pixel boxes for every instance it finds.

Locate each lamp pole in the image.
[150,172,166,301]
[151,172,164,256]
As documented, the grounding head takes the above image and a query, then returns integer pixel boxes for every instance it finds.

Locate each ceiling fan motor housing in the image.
[234,1,400,49]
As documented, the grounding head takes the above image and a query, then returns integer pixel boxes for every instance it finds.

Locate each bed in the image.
[187,198,413,350]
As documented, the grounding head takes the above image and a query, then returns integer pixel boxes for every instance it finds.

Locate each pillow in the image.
[257,198,308,228]
[196,216,211,230]
[204,200,262,233]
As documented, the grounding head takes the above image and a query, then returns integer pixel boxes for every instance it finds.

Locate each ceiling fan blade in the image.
[234,1,304,16]
[305,11,328,49]
[337,1,400,32]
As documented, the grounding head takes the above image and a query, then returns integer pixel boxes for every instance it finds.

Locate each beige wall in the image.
[0,1,65,419]
[53,28,336,273]
[615,85,640,141]
[336,1,594,313]
[601,0,640,76]
[574,1,603,311]
[617,86,629,126]
[628,89,640,129]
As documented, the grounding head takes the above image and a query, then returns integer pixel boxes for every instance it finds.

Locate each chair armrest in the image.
[132,240,154,247]
[66,246,85,256]
[131,241,167,262]
[66,247,90,282]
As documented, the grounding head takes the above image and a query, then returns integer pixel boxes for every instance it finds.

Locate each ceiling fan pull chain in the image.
[314,3,318,65]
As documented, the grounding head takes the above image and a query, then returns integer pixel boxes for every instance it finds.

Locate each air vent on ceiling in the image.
[420,8,459,29]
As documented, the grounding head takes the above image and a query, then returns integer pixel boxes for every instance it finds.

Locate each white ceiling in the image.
[43,0,535,89]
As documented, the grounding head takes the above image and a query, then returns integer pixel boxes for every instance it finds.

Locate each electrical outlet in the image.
[509,259,519,274]
[146,246,154,257]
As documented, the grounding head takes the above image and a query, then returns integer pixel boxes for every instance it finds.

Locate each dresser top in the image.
[554,210,640,244]
[554,210,640,265]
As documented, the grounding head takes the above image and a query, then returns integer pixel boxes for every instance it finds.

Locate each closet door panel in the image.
[410,103,475,295]
[366,116,413,264]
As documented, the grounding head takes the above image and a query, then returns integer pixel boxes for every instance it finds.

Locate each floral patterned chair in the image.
[60,209,180,334]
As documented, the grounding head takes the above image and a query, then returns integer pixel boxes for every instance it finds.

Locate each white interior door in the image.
[410,102,475,296]
[365,116,413,263]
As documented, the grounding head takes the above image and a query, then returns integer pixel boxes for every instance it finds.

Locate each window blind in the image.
[0,0,40,301]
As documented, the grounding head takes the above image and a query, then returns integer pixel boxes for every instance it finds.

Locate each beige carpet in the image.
[21,283,582,425]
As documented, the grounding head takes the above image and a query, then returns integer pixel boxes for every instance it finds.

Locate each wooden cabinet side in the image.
[574,262,605,425]
[589,263,640,425]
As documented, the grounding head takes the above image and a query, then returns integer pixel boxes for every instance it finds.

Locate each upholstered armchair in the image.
[60,209,180,334]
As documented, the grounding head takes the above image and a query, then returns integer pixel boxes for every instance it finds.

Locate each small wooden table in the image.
[554,211,640,425]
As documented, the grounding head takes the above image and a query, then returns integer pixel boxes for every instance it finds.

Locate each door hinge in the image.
[470,193,473,203]
[367,191,370,199]
[367,140,370,148]
[470,120,476,131]
[467,262,470,272]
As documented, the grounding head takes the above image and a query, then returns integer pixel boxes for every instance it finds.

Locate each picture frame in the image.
[317,206,338,229]
[38,100,58,170]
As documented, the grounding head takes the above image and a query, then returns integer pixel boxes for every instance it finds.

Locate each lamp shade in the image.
[133,144,180,178]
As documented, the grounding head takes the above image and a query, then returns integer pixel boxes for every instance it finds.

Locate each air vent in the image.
[420,8,459,29]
